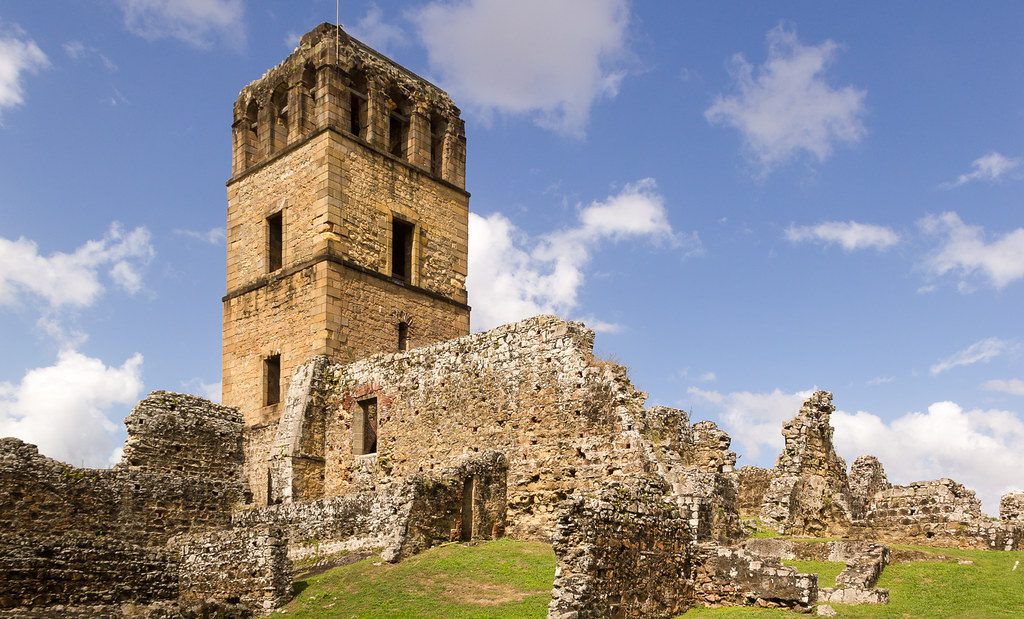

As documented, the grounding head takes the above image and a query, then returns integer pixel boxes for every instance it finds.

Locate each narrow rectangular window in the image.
[397,322,409,352]
[349,92,366,138]
[389,112,409,159]
[430,116,446,176]
[391,219,414,282]
[460,476,475,541]
[267,211,283,272]
[353,397,378,455]
[264,354,281,406]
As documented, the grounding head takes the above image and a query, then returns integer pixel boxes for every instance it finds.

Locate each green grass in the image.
[781,560,845,588]
[278,538,556,618]
[681,544,1024,618]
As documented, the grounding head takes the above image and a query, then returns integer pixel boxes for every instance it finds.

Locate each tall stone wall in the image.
[760,391,853,535]
[251,315,742,540]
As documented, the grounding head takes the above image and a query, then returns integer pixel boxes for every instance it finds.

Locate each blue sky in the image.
[0,1,1022,512]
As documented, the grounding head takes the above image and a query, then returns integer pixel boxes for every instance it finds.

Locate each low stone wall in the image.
[235,451,507,563]
[693,545,816,610]
[548,478,694,619]
[1001,493,1024,525]
[175,525,291,613]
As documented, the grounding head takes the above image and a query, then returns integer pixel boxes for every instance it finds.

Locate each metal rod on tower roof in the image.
[336,0,340,60]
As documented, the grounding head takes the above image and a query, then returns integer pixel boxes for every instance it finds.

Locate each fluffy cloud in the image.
[63,40,117,71]
[116,0,244,49]
[0,351,144,467]
[349,4,407,55]
[0,27,50,115]
[941,152,1022,189]
[920,212,1024,290]
[982,379,1024,397]
[0,223,154,308]
[706,24,866,174]
[174,227,225,245]
[832,402,1024,514]
[785,220,899,251]
[468,178,696,331]
[930,337,1016,375]
[687,386,814,460]
[411,0,630,137]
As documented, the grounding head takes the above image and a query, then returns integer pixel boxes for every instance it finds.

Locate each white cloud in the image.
[688,386,814,461]
[782,221,897,253]
[350,4,407,55]
[181,378,221,402]
[705,24,866,175]
[116,0,245,49]
[941,152,1022,188]
[698,371,717,382]
[468,178,697,331]
[785,220,899,251]
[174,227,225,245]
[0,351,144,467]
[0,223,154,309]
[0,27,50,116]
[866,376,895,386]
[63,40,117,71]
[920,212,1024,289]
[411,0,630,137]
[982,378,1024,397]
[832,402,1024,514]
[930,337,1015,375]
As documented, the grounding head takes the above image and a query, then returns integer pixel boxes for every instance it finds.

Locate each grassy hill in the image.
[277,539,1024,618]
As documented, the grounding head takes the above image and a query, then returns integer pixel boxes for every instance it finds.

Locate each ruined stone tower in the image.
[222,24,470,427]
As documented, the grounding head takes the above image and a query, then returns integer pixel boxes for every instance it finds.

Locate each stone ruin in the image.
[759,391,853,536]
[3,327,1023,618]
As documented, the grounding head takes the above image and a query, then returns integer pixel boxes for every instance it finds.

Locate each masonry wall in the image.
[224,92,470,432]
[317,316,666,539]
[547,478,694,619]
[0,392,254,613]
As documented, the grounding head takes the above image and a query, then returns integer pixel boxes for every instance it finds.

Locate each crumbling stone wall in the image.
[760,391,853,536]
[0,392,292,617]
[848,455,890,521]
[547,478,694,619]
[860,479,1023,549]
[236,451,507,564]
[736,466,774,518]
[692,545,817,610]
[253,316,742,540]
[1000,493,1024,525]
[174,525,291,613]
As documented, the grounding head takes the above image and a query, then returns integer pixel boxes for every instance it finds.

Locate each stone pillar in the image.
[443,118,467,189]
[318,65,344,129]
[366,79,389,150]
[408,102,432,171]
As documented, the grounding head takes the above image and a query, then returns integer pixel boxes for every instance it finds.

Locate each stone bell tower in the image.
[222,23,470,428]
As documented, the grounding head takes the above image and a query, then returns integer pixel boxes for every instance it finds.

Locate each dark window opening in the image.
[267,211,283,272]
[349,91,367,138]
[430,115,447,176]
[391,219,414,281]
[264,354,281,406]
[398,321,409,352]
[270,84,289,153]
[460,476,475,541]
[266,469,273,506]
[354,397,378,455]
[389,112,409,159]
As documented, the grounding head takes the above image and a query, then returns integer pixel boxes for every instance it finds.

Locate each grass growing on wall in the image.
[682,544,1024,618]
[278,538,555,619]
